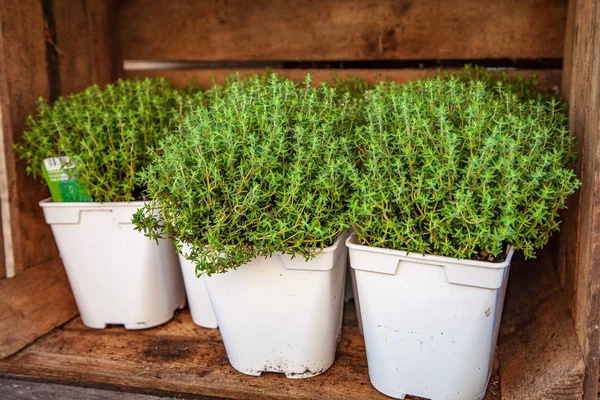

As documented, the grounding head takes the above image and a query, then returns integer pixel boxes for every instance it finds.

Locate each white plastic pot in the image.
[346,233,514,400]
[178,247,218,329]
[40,199,186,330]
[204,232,349,379]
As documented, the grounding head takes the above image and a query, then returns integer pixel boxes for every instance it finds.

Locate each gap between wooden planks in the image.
[124,68,563,93]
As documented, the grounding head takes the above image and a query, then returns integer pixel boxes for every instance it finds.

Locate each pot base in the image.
[83,301,187,330]
[229,357,336,379]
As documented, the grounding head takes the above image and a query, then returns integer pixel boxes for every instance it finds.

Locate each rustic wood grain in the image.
[0,0,122,278]
[84,0,122,86]
[52,0,93,96]
[53,0,122,96]
[559,0,600,398]
[0,258,77,359]
[556,0,579,302]
[118,0,567,61]
[0,378,170,400]
[0,0,58,276]
[125,68,562,92]
[0,302,500,400]
[499,252,585,399]
[0,211,5,280]
[561,0,577,102]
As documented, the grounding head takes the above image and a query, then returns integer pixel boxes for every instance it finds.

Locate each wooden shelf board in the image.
[0,302,499,400]
[0,249,583,400]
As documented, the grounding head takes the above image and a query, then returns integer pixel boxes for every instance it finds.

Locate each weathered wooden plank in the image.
[498,252,585,399]
[0,0,58,276]
[124,68,563,92]
[0,210,5,280]
[118,0,567,61]
[53,0,122,96]
[52,0,92,96]
[0,258,77,358]
[556,0,578,297]
[559,0,600,398]
[561,0,577,101]
[0,303,500,400]
[0,378,169,400]
[0,0,121,278]
[84,0,121,86]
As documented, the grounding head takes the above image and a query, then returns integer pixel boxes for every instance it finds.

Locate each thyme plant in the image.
[15,78,188,202]
[332,73,372,100]
[134,74,357,274]
[443,65,562,103]
[350,77,580,260]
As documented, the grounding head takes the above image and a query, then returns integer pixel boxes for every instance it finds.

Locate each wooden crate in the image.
[0,0,598,398]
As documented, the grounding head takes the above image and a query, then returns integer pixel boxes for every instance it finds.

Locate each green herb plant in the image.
[134,74,358,275]
[332,72,373,101]
[15,78,189,202]
[350,77,580,260]
[442,65,562,103]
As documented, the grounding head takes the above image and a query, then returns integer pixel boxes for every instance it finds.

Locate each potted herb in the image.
[15,78,188,330]
[446,64,563,103]
[134,73,357,378]
[346,77,580,400]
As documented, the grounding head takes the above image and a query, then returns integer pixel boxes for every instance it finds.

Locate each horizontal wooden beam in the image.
[117,0,567,61]
[125,68,563,91]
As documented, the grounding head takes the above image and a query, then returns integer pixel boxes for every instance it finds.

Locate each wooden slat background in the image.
[53,0,121,96]
[0,0,58,276]
[559,0,600,398]
[117,0,568,61]
[0,213,4,279]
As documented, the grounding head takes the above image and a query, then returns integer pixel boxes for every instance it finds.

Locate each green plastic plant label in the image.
[42,156,92,202]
